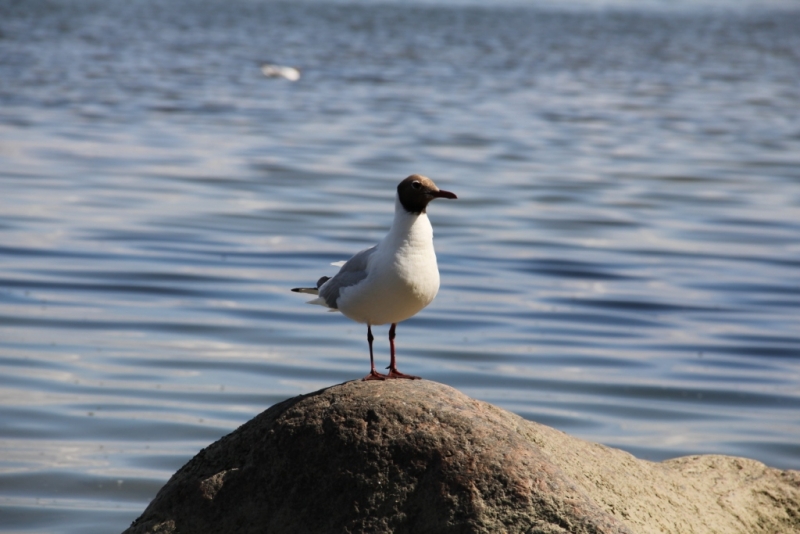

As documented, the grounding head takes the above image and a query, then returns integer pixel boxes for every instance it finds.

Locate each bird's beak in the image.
[432,189,457,200]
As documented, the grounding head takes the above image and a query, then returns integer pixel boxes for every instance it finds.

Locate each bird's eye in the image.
[411,181,421,190]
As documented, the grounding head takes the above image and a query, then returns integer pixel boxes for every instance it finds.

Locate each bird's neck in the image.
[385,196,433,248]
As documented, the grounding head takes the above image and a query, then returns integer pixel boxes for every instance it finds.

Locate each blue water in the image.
[1,0,799,532]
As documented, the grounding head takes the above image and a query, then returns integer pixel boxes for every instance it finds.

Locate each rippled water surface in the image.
[1,0,800,531]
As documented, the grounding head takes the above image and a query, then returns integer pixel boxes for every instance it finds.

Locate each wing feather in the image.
[317,245,376,309]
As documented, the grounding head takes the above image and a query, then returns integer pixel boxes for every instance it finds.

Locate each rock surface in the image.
[124,380,800,534]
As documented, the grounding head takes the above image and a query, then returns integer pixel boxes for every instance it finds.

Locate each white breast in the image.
[336,203,440,325]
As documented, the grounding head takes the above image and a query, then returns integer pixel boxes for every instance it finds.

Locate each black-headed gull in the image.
[292,175,457,381]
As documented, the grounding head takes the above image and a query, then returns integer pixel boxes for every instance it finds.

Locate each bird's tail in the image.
[291,276,330,295]
[291,287,317,295]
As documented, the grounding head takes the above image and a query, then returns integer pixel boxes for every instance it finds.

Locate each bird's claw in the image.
[362,369,387,381]
[385,368,420,380]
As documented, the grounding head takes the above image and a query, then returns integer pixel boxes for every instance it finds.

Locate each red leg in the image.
[362,324,386,381]
[386,323,420,380]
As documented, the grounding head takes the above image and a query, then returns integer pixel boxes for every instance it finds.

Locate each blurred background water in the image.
[1,0,799,531]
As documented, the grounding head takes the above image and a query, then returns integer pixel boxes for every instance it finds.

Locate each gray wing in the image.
[318,245,376,309]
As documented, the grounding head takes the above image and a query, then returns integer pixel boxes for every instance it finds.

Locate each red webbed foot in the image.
[385,368,420,380]
[362,369,387,381]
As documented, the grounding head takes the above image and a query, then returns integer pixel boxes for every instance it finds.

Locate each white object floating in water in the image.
[260,64,301,81]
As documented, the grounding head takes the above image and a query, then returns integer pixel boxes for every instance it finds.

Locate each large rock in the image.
[124,380,800,534]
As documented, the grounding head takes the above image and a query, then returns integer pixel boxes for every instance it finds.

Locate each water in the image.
[1,0,799,531]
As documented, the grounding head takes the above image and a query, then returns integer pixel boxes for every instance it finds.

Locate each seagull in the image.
[292,175,457,381]
[260,64,301,81]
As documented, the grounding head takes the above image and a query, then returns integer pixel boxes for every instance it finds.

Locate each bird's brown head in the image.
[397,174,457,214]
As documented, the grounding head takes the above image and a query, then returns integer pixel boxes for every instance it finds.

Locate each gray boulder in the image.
[124,380,800,534]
